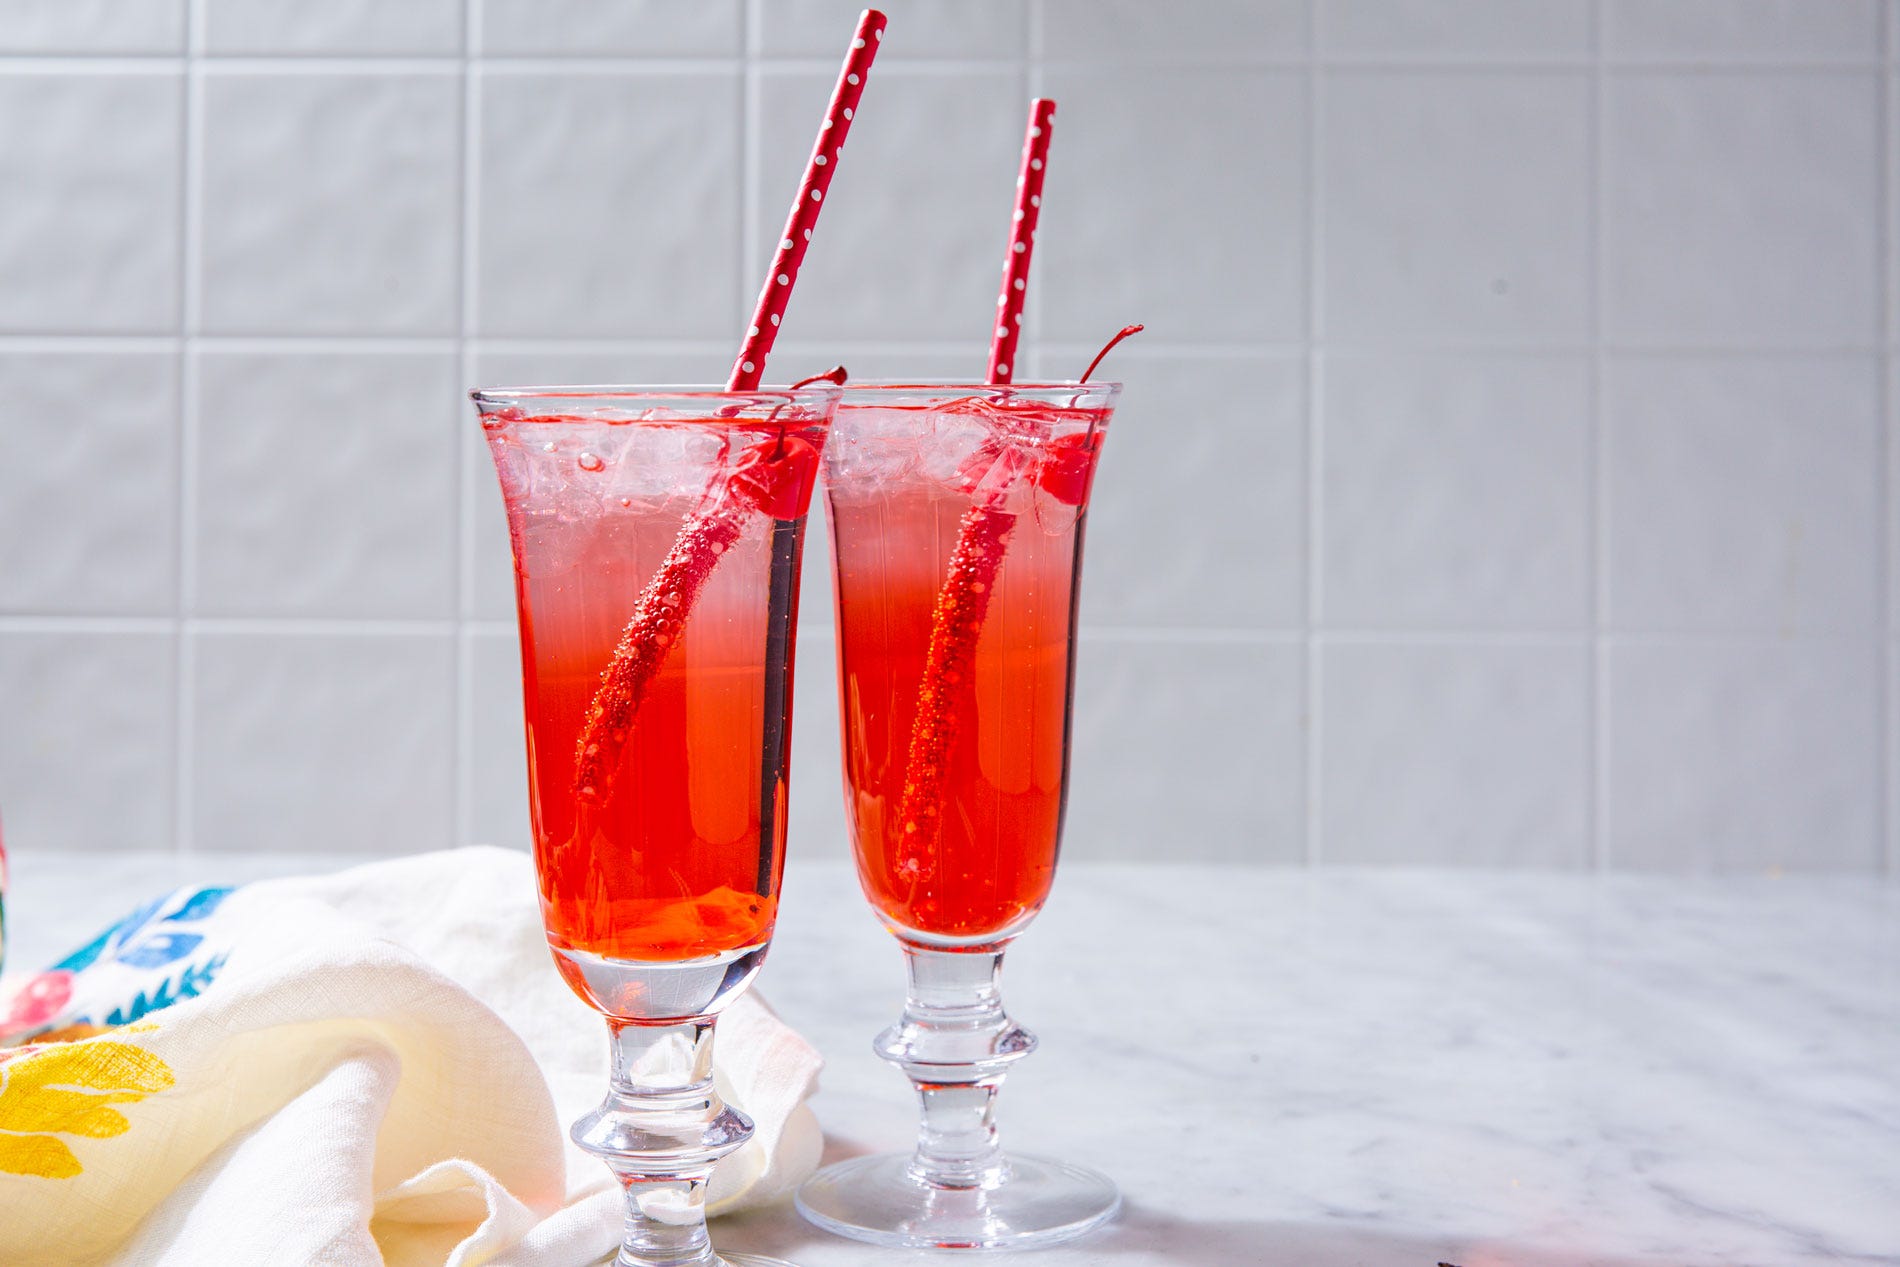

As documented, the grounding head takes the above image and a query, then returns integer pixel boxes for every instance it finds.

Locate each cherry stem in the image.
[1080,324,1143,383]
[771,365,847,456]
[791,365,849,389]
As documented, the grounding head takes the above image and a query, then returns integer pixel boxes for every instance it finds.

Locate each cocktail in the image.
[793,379,1121,1250]
[790,80,1135,1251]
[474,11,887,1265]
[477,386,838,1267]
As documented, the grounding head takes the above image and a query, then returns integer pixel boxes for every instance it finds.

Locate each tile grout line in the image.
[1880,4,1894,878]
[0,617,496,637]
[9,54,1900,74]
[452,0,481,849]
[1303,0,1324,868]
[1587,0,1609,873]
[12,333,1900,357]
[742,0,761,355]
[172,0,207,856]
[1024,0,1040,369]
[3,612,1881,644]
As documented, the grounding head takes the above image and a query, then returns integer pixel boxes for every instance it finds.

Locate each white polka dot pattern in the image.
[987,97,1054,387]
[729,8,887,390]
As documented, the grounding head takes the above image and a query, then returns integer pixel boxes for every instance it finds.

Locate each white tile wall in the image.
[0,1,1893,875]
[0,72,182,332]
[1068,637,1307,864]
[1320,71,1591,343]
[1319,640,1591,866]
[1073,349,1306,628]
[191,632,456,853]
[1318,1,1589,59]
[1038,64,1307,343]
[0,1,185,56]
[1605,638,1881,870]
[1602,70,1880,348]
[0,353,179,613]
[1043,0,1309,59]
[762,0,1020,59]
[756,65,1021,341]
[1601,1,1881,62]
[476,69,740,337]
[202,0,465,55]
[480,1,741,57]
[1321,352,1590,627]
[194,350,460,618]
[200,71,462,335]
[0,632,176,852]
[1603,356,1880,634]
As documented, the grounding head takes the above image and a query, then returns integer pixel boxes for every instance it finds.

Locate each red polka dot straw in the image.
[572,435,821,804]
[575,11,886,804]
[729,9,887,391]
[892,97,1059,878]
[987,98,1054,386]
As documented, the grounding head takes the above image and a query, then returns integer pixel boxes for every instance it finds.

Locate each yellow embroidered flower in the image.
[0,1036,173,1179]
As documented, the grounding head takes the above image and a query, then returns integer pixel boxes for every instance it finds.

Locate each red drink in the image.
[827,393,1111,943]
[484,407,826,965]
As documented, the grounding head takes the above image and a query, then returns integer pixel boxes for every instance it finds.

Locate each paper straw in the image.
[986,98,1054,385]
[574,11,886,804]
[891,98,1058,880]
[729,9,887,391]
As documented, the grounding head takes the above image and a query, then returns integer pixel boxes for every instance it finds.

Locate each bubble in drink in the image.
[519,489,604,574]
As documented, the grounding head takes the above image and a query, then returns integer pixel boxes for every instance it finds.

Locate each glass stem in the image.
[875,947,1037,1190]
[572,1017,754,1267]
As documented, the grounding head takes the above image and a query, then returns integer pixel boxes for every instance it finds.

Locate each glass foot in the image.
[795,1152,1120,1251]
[715,1255,798,1267]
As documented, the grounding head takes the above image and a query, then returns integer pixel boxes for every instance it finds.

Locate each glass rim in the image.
[836,378,1120,391]
[468,382,845,405]
[834,380,1121,406]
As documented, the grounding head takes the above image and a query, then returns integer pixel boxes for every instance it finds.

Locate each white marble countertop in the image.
[5,853,1896,1266]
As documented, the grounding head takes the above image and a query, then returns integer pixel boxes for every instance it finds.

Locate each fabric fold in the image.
[0,847,823,1267]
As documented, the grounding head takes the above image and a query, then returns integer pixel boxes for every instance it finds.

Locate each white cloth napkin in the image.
[0,847,823,1267]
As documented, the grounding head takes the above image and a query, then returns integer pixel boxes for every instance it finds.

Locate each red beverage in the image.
[827,394,1111,943]
[485,408,826,964]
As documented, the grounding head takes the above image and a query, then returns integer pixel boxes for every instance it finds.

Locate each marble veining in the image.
[6,854,1896,1266]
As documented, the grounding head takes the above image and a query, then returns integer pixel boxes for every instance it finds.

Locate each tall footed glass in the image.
[796,382,1121,1250]
[475,385,840,1267]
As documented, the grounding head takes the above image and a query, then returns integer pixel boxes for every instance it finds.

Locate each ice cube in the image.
[590,423,730,509]
[919,396,1013,492]
[831,405,921,490]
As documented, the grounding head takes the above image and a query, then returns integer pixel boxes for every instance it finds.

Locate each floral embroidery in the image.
[55,887,232,975]
[105,953,229,1027]
[3,886,238,1045]
[0,1037,173,1179]
[1,972,72,1035]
